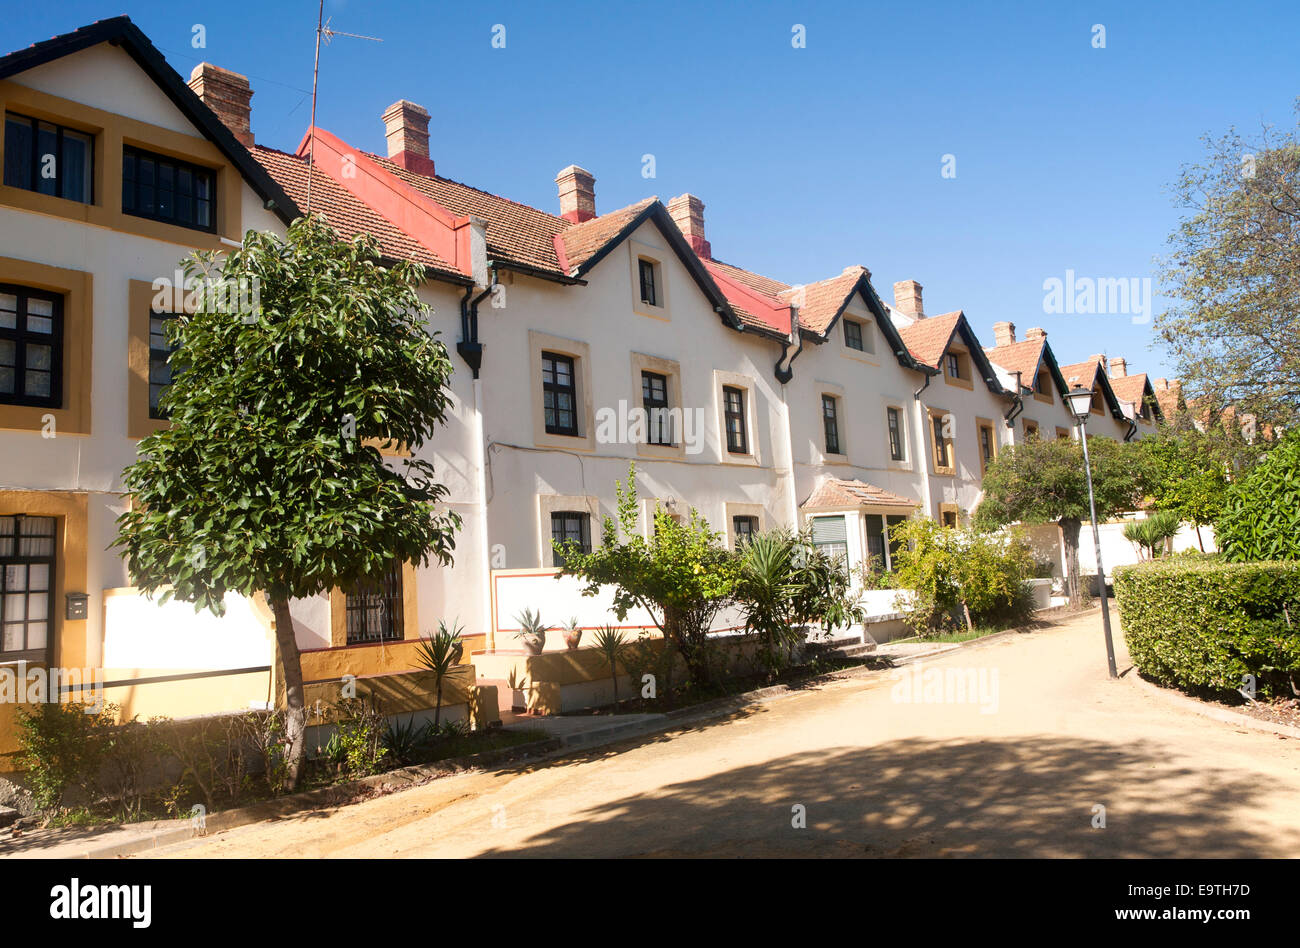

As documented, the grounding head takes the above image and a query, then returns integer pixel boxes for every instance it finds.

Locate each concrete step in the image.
[831,642,876,659]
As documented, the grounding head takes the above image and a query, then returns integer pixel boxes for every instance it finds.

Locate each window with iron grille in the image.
[822,394,841,454]
[542,351,578,435]
[641,370,673,445]
[122,146,216,232]
[638,258,658,306]
[723,385,747,454]
[887,406,904,460]
[3,112,93,204]
[0,284,62,408]
[149,311,178,419]
[733,515,759,547]
[843,319,863,351]
[0,515,56,663]
[551,511,591,567]
[344,562,404,645]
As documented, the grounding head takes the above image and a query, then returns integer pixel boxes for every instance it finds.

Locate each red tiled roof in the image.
[984,338,1046,391]
[252,146,461,277]
[897,311,964,369]
[556,198,657,273]
[779,266,868,335]
[703,260,792,335]
[706,258,792,297]
[1058,357,1104,390]
[802,478,918,511]
[1109,373,1150,409]
[367,154,570,275]
[1153,381,1182,419]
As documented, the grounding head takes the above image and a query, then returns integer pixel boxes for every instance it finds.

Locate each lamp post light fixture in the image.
[1065,384,1119,678]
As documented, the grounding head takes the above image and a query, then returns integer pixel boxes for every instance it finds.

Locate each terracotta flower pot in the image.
[563,629,583,650]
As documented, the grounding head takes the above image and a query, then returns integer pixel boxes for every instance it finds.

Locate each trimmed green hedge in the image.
[1114,557,1300,698]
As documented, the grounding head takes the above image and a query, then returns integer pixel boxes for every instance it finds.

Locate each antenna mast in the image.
[305,4,382,215]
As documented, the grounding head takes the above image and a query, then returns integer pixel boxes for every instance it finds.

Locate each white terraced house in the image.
[0,16,1177,743]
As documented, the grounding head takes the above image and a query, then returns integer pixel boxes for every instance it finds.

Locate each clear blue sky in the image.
[9,1,1300,378]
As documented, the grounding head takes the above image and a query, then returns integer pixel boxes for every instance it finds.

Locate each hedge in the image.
[1113,557,1300,698]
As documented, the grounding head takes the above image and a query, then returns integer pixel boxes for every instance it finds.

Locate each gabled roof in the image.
[0,16,299,227]
[703,261,793,336]
[802,478,918,512]
[556,198,657,273]
[1153,380,1183,420]
[897,312,1009,395]
[1059,357,1127,418]
[1109,372,1164,423]
[984,336,1070,397]
[252,146,466,280]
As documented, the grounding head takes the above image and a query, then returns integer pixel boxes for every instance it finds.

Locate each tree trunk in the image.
[1196,524,1205,552]
[270,596,307,790]
[434,678,443,730]
[1059,516,1083,609]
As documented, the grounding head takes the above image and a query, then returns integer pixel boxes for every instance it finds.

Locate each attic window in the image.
[843,319,863,351]
[1035,370,1050,395]
[946,353,962,379]
[638,258,660,307]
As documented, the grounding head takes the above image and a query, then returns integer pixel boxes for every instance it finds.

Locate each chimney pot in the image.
[893,279,924,318]
[667,193,711,258]
[1024,327,1047,340]
[189,63,253,147]
[381,100,435,176]
[555,165,596,223]
[1110,357,1128,378]
[993,321,1016,347]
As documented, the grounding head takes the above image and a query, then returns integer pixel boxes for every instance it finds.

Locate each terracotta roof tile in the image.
[779,266,868,335]
[252,146,461,277]
[896,311,964,369]
[984,338,1046,391]
[802,477,919,511]
[1058,357,1104,389]
[706,258,792,297]
[1153,381,1183,419]
[703,260,792,335]
[556,198,657,273]
[1109,373,1149,408]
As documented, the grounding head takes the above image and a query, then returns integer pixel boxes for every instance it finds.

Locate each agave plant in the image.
[414,619,465,729]
[591,624,628,709]
[382,714,427,765]
[513,608,550,655]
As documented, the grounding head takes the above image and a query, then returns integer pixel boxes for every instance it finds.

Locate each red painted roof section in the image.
[703,260,793,335]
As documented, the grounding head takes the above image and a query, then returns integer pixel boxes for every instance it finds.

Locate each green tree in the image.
[975,436,1142,607]
[555,464,738,684]
[1135,426,1231,550]
[1216,429,1300,562]
[1156,101,1300,428]
[114,216,462,788]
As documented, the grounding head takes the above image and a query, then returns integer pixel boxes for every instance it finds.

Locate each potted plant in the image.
[505,668,528,714]
[513,608,549,656]
[561,617,584,650]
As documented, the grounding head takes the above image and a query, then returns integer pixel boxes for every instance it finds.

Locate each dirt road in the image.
[145,610,1300,858]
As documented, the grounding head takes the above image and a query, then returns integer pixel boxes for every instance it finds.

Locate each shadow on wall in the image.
[473,735,1296,858]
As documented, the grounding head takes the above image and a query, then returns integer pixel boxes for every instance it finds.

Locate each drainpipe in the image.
[774,306,803,384]
[912,368,936,520]
[1003,370,1025,433]
[472,375,494,650]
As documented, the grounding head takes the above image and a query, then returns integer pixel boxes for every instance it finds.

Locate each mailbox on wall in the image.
[65,592,88,620]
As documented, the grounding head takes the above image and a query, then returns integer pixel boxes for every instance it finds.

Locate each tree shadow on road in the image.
[473,734,1297,858]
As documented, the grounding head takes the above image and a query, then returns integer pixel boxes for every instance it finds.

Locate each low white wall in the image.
[102,589,273,670]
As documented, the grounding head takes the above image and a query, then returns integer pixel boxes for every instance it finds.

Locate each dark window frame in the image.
[641,370,673,446]
[551,511,591,567]
[122,145,217,233]
[932,414,952,469]
[732,515,759,547]
[638,258,659,307]
[0,283,64,409]
[542,351,579,436]
[723,385,748,454]
[344,561,405,645]
[148,310,179,420]
[887,406,904,461]
[3,112,94,204]
[0,514,57,664]
[822,394,841,455]
[946,352,962,379]
[842,318,864,351]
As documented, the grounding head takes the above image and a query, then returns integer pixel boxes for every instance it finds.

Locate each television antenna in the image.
[305,2,382,213]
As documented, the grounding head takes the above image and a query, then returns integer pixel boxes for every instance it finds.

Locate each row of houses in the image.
[0,17,1185,745]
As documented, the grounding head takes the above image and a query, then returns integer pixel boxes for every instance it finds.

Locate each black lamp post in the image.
[1065,384,1119,678]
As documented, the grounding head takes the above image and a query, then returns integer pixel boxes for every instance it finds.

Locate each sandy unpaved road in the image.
[144,610,1300,858]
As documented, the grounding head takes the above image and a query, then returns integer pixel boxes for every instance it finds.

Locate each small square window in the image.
[344,561,405,645]
[733,515,759,547]
[843,319,863,351]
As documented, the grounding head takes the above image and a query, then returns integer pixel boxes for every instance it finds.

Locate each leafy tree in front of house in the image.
[974,436,1143,607]
[1134,426,1231,551]
[1216,429,1300,562]
[1156,101,1300,428]
[114,215,461,789]
[555,464,738,685]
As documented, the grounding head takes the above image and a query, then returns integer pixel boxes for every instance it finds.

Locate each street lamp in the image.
[1065,384,1119,678]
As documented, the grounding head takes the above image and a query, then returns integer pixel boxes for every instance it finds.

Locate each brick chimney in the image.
[667,193,711,258]
[1090,353,1108,373]
[1024,327,1047,341]
[893,280,924,318]
[555,165,596,223]
[1110,357,1128,378]
[188,63,253,148]
[992,321,1016,347]
[381,100,435,176]
[1154,377,1168,389]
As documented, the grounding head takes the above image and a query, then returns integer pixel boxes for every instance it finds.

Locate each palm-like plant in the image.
[591,624,628,709]
[1124,510,1182,560]
[414,619,465,730]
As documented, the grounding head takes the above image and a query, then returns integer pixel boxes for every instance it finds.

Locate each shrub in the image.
[1216,430,1300,562]
[889,520,1035,636]
[15,701,119,810]
[1114,558,1300,697]
[1123,510,1181,560]
[331,697,389,776]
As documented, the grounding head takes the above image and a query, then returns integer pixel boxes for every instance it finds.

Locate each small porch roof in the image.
[801,478,919,513]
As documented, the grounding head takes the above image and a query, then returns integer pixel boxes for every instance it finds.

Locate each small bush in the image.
[15,701,119,810]
[332,697,389,776]
[1216,431,1300,562]
[1114,558,1300,697]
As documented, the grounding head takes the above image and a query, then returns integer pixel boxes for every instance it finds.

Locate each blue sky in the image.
[8,1,1300,377]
